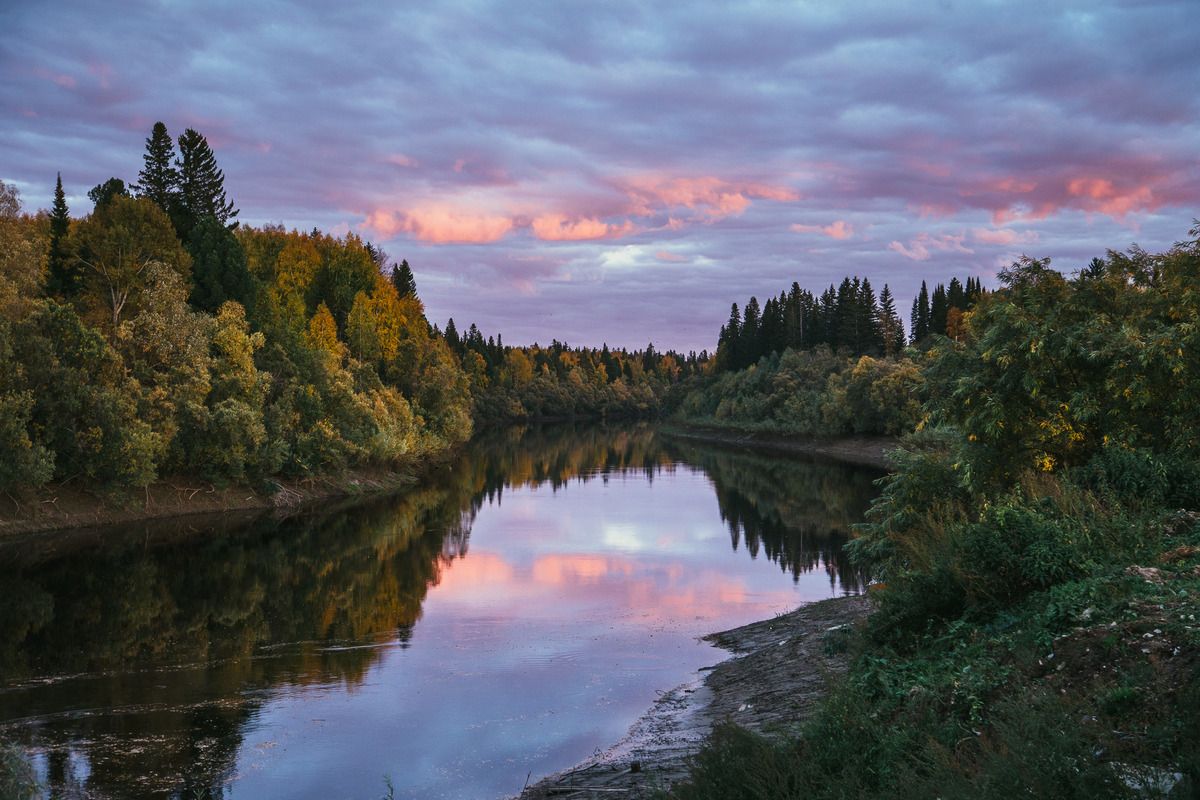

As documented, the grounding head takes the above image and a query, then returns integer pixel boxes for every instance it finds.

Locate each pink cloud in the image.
[654,251,688,263]
[972,227,1039,246]
[888,232,974,261]
[530,214,636,242]
[364,205,514,244]
[620,175,799,220]
[1065,176,1156,217]
[959,166,1188,224]
[790,219,854,239]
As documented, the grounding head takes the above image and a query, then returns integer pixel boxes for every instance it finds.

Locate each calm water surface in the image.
[0,425,880,799]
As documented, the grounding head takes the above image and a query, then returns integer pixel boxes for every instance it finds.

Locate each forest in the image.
[670,227,1200,799]
[0,124,694,496]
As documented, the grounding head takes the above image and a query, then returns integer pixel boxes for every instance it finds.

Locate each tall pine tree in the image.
[911,281,931,341]
[176,128,238,239]
[46,173,82,297]
[878,284,905,356]
[930,283,949,337]
[740,296,761,368]
[134,122,180,214]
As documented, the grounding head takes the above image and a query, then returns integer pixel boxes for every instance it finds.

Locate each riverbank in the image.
[518,594,872,799]
[659,424,897,471]
[0,465,426,540]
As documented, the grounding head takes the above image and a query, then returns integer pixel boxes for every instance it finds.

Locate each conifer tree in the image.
[176,128,238,238]
[740,296,761,367]
[858,277,881,354]
[718,303,741,371]
[47,173,82,297]
[444,318,461,352]
[947,276,965,312]
[390,259,417,299]
[911,281,931,341]
[930,283,949,337]
[878,284,905,356]
[134,122,180,214]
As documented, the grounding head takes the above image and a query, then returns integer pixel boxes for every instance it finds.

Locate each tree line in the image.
[441,320,705,423]
[714,274,986,372]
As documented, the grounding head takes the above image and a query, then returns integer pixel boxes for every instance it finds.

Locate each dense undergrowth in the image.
[673,345,925,437]
[669,228,1200,799]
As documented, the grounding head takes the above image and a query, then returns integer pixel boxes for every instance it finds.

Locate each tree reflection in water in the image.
[0,423,878,797]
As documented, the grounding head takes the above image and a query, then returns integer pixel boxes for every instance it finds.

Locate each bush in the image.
[958,504,1090,608]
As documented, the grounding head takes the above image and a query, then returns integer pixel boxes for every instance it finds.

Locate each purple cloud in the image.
[2,0,1197,351]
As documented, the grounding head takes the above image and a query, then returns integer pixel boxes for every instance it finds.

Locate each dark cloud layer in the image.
[2,1,1197,350]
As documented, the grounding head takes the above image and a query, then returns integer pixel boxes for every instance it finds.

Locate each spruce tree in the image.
[134,122,180,214]
[930,284,949,337]
[444,318,461,352]
[176,128,238,238]
[740,296,761,368]
[858,278,881,354]
[913,281,931,341]
[818,286,838,346]
[878,284,905,356]
[390,259,417,299]
[835,277,859,352]
[947,276,965,313]
[47,173,82,297]
[719,303,741,372]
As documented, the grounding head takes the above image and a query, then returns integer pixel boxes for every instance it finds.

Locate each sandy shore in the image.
[518,594,872,799]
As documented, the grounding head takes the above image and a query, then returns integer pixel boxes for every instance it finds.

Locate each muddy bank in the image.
[0,466,424,540]
[659,425,897,470]
[518,594,872,799]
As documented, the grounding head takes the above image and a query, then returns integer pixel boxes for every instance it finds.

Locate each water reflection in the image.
[0,424,879,799]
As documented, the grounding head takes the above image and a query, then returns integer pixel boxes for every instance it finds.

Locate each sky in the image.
[2,1,1198,352]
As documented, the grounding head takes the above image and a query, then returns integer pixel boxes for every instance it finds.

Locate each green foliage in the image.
[676,346,925,438]
[187,214,255,313]
[15,301,160,487]
[676,228,1200,800]
[927,236,1200,489]
[70,194,192,330]
[87,177,130,210]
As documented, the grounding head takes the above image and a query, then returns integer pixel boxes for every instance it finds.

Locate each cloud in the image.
[365,205,514,244]
[2,0,1196,351]
[889,232,974,261]
[972,227,1038,246]
[530,214,636,241]
[790,220,854,239]
[620,175,799,220]
[654,250,688,263]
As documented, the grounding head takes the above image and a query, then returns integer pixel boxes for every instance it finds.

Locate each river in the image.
[0,424,880,799]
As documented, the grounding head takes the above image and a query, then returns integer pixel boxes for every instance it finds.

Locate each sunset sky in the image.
[3,1,1197,351]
